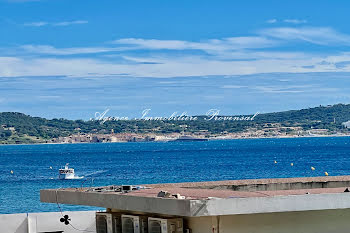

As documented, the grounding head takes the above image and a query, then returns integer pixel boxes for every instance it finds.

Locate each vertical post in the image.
[27,214,37,233]
[211,216,219,233]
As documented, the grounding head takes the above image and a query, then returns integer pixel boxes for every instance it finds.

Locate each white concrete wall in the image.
[0,213,28,233]
[187,209,350,233]
[6,208,350,233]
[0,211,97,233]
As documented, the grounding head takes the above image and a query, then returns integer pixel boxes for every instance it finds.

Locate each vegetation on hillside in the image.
[1,104,350,144]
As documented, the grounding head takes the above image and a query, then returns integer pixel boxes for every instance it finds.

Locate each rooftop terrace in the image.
[41,176,350,217]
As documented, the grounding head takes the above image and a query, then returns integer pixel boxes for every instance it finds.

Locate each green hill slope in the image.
[1,104,350,144]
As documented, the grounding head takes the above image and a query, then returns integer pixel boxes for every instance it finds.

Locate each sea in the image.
[1,137,350,214]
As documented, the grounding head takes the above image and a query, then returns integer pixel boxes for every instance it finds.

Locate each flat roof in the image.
[147,175,350,188]
[41,176,350,217]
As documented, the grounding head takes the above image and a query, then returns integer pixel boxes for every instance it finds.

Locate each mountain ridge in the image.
[1,103,350,144]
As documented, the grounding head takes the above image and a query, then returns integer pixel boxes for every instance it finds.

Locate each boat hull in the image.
[58,173,76,180]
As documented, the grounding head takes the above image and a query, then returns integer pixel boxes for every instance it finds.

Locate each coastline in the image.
[1,134,350,146]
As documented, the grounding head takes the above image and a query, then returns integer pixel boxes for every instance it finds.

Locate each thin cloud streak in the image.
[17,36,279,56]
[6,0,41,2]
[20,45,124,55]
[283,19,307,24]
[23,21,48,27]
[14,26,350,57]
[114,37,279,51]
[265,19,307,24]
[259,27,350,45]
[1,52,350,78]
[53,20,88,26]
[23,20,88,27]
[266,19,277,24]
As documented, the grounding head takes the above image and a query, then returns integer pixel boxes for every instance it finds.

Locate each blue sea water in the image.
[1,137,350,214]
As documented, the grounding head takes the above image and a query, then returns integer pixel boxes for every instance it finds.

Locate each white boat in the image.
[59,163,82,180]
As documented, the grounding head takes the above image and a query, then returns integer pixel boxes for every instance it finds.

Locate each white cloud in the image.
[37,95,61,99]
[259,27,350,45]
[252,85,339,94]
[23,20,88,27]
[113,38,192,50]
[2,26,350,78]
[20,45,123,55]
[221,85,247,89]
[114,37,278,53]
[1,51,350,78]
[6,0,41,2]
[53,20,88,26]
[15,44,308,62]
[266,19,277,24]
[16,26,350,58]
[283,19,307,24]
[266,19,307,24]
[15,36,278,56]
[23,21,48,27]
[252,85,311,93]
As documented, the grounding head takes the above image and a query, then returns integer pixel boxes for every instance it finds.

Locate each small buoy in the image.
[49,166,52,169]
[291,163,294,166]
[325,172,329,176]
[10,170,14,174]
[274,160,277,164]
[311,167,315,171]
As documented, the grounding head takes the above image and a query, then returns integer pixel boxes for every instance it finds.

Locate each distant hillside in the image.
[1,104,350,144]
[256,104,350,123]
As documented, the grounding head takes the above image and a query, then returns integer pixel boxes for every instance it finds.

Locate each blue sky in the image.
[1,0,350,119]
